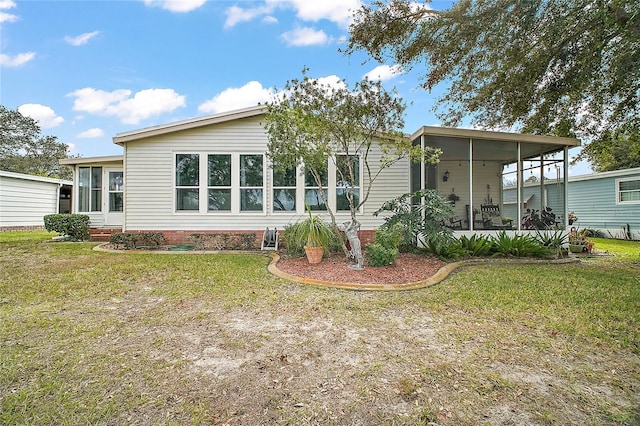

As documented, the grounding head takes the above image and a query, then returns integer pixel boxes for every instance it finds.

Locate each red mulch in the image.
[275,252,447,284]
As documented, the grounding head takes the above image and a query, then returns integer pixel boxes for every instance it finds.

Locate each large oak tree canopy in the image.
[0,105,75,179]
[345,0,639,170]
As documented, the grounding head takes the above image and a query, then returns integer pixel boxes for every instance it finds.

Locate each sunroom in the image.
[409,126,581,232]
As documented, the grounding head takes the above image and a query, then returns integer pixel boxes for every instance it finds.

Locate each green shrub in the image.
[490,231,551,258]
[374,189,454,252]
[365,243,398,267]
[422,234,466,260]
[187,233,257,250]
[109,232,167,250]
[43,214,90,241]
[457,234,493,256]
[374,222,404,251]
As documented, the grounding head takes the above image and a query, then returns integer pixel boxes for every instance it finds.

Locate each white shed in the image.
[0,170,72,231]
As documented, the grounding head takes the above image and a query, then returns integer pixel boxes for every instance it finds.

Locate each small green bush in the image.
[490,231,551,258]
[109,232,167,250]
[457,234,493,256]
[282,217,338,258]
[365,243,398,267]
[43,214,90,241]
[186,233,257,250]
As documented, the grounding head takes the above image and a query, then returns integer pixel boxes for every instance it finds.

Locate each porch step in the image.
[89,228,122,242]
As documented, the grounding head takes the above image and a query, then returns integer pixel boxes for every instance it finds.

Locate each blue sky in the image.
[1,0,591,175]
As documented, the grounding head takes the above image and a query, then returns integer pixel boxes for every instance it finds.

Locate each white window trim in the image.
[334,154,363,214]
[270,163,301,214]
[616,176,640,205]
[78,165,103,213]
[173,152,267,215]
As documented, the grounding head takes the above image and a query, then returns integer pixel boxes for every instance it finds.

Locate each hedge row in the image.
[109,232,167,250]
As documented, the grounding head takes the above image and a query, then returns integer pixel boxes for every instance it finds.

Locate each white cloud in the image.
[363,65,403,81]
[65,31,100,46]
[143,0,206,13]
[0,11,18,23]
[0,51,35,67]
[77,128,105,139]
[0,0,18,25]
[68,87,186,125]
[276,0,361,28]
[281,26,329,46]
[198,81,274,114]
[18,104,64,128]
[224,0,360,29]
[0,0,16,9]
[224,4,273,29]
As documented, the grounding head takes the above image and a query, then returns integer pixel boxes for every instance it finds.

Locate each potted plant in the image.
[303,205,330,264]
[568,227,587,253]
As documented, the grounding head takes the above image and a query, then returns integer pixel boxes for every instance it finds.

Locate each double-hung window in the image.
[175,154,199,211]
[305,164,328,211]
[208,154,231,211]
[335,155,360,211]
[272,166,297,212]
[617,178,640,204]
[78,166,102,212]
[240,154,264,211]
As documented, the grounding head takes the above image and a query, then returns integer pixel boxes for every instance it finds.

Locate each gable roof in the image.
[113,105,266,145]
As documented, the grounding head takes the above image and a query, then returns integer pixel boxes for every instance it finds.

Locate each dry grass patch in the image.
[1,232,639,425]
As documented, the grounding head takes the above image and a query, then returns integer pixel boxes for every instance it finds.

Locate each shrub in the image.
[43,214,90,241]
[365,243,398,267]
[365,223,403,267]
[109,232,167,250]
[422,234,466,260]
[490,231,551,258]
[186,233,257,250]
[457,234,493,256]
[374,189,454,252]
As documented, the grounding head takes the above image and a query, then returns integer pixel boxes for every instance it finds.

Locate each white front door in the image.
[105,168,124,226]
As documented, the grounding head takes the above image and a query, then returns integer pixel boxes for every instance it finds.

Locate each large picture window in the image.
[240,154,264,211]
[208,154,231,211]
[336,155,360,211]
[618,178,640,204]
[175,154,199,211]
[272,166,297,212]
[78,166,102,212]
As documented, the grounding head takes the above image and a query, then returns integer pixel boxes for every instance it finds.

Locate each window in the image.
[240,155,264,211]
[176,154,199,211]
[108,171,123,212]
[78,166,102,212]
[305,165,328,211]
[618,178,640,204]
[336,155,360,211]
[208,154,231,211]
[273,166,297,212]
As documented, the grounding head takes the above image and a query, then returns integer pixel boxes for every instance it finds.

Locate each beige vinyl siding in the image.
[0,175,60,228]
[124,116,408,231]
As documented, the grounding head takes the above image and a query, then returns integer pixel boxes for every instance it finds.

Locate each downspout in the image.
[56,182,62,214]
[469,138,474,231]
[564,146,569,229]
[517,143,522,231]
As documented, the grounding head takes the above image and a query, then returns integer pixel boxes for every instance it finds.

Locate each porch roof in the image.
[410,126,580,163]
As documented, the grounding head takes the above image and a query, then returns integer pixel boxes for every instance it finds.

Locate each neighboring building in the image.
[503,167,640,240]
[60,106,580,243]
[0,170,72,232]
[567,167,640,239]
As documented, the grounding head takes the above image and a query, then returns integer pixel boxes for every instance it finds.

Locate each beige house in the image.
[60,106,580,242]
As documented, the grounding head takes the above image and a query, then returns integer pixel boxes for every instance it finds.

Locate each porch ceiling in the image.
[412,126,580,164]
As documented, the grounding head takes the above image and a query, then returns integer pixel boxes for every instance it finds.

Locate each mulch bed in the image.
[275,252,447,284]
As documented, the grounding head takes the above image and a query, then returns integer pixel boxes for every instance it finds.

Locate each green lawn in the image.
[1,231,639,425]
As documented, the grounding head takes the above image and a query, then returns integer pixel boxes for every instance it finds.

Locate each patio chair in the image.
[261,227,279,250]
[481,204,513,230]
